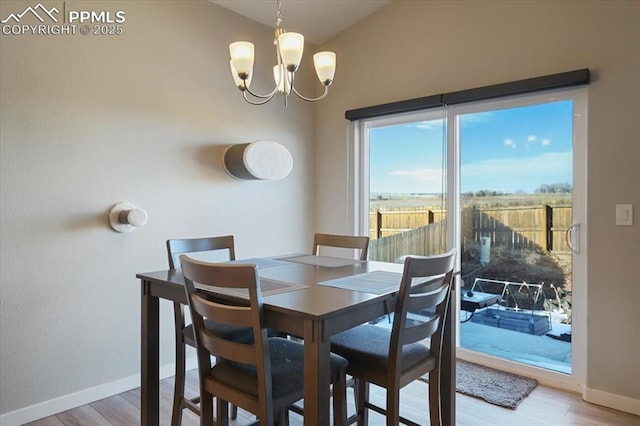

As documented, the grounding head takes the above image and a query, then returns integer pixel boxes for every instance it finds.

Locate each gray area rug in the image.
[422,360,538,409]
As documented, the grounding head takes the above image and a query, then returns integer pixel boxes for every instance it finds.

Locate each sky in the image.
[369,100,574,194]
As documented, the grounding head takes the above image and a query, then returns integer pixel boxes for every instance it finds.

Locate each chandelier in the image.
[228,0,336,106]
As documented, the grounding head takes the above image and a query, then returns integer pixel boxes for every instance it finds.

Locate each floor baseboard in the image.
[0,357,198,426]
[583,386,640,417]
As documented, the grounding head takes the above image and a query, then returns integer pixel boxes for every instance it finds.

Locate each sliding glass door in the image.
[356,88,586,390]
[454,92,586,388]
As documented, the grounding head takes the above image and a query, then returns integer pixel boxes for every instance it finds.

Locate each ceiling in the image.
[211,0,392,45]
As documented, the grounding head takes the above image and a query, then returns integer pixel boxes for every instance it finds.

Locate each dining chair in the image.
[330,249,456,426]
[180,255,349,426]
[312,233,370,261]
[311,232,373,402]
[166,236,243,425]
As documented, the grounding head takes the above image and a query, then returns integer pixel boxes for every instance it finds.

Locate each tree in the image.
[535,183,572,194]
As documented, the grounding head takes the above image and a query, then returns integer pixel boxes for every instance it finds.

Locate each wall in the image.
[316,0,639,412]
[0,1,317,419]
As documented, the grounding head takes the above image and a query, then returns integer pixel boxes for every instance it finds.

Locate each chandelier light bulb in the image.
[313,52,336,86]
[277,32,304,72]
[229,41,254,78]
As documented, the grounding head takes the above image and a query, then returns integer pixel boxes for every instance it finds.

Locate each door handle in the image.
[565,223,580,254]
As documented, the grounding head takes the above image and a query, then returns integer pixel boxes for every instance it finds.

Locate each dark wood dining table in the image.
[137,256,456,426]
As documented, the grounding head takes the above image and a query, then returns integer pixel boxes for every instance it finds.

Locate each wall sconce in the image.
[109,202,148,233]
[224,141,293,180]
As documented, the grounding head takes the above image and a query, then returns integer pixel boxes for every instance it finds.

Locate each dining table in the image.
[137,255,456,426]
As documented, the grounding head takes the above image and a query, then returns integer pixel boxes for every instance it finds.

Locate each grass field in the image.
[370,193,572,211]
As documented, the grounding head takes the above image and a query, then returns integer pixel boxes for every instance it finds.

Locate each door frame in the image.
[351,87,588,393]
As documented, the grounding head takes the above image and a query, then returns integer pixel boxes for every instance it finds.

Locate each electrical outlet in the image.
[616,204,633,226]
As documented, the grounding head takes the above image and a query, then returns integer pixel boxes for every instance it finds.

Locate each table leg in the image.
[141,279,160,426]
[441,285,456,426]
[303,319,331,426]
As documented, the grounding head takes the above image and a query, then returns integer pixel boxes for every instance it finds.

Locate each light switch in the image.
[616,204,633,226]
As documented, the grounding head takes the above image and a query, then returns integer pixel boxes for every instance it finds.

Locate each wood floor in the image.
[26,369,639,426]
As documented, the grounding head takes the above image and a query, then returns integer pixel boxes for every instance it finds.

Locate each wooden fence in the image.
[369,209,446,239]
[369,204,572,262]
[469,204,572,252]
[368,220,447,263]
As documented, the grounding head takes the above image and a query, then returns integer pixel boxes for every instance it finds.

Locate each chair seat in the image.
[331,324,432,373]
[210,337,348,400]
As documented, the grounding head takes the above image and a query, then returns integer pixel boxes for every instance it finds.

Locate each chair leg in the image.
[231,403,238,420]
[216,397,229,426]
[428,368,442,426]
[354,379,369,426]
[201,390,215,426]
[171,308,187,426]
[333,371,348,426]
[386,385,400,426]
[275,409,289,426]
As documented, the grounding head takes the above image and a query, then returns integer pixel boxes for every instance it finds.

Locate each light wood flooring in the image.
[25,369,639,426]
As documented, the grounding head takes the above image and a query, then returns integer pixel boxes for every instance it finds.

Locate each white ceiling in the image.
[211,0,391,45]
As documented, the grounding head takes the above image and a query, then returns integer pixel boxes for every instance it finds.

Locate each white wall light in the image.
[223,141,293,181]
[109,202,148,233]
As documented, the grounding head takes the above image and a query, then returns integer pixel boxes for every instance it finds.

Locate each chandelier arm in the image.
[242,82,280,100]
[242,90,278,106]
[291,84,330,102]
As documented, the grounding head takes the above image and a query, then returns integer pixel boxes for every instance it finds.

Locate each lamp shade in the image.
[278,32,304,71]
[229,41,254,78]
[313,51,336,85]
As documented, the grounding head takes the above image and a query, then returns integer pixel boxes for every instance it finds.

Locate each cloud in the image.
[461,111,494,125]
[504,138,516,149]
[527,135,537,143]
[541,138,551,146]
[405,120,443,130]
[381,167,444,193]
[388,167,443,183]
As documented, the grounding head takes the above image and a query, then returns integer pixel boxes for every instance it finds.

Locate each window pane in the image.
[368,118,447,262]
[459,100,573,374]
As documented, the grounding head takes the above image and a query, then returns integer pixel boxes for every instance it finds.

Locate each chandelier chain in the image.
[275,0,283,30]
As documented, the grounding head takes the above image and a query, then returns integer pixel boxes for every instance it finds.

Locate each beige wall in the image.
[0,1,318,417]
[316,0,639,408]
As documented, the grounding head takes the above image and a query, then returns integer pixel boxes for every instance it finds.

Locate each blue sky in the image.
[369,100,574,194]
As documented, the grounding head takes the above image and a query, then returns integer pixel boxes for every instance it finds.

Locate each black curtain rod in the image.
[345,68,590,121]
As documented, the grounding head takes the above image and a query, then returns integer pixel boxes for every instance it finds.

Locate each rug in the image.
[421,360,538,409]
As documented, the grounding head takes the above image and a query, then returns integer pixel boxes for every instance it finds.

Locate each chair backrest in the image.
[388,249,457,374]
[312,233,370,261]
[180,255,274,420]
[166,235,236,269]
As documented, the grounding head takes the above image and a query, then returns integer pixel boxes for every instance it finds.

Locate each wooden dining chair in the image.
[330,249,456,426]
[180,256,349,426]
[166,236,243,425]
[312,233,370,261]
